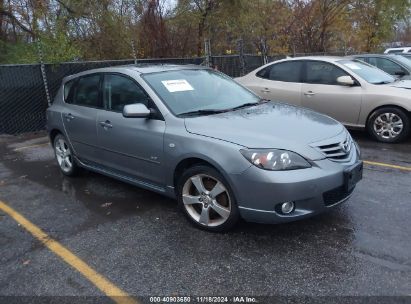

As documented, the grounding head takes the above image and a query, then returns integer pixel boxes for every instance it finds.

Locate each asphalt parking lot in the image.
[0,130,410,303]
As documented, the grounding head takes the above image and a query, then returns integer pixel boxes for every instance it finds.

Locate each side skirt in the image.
[74,156,173,197]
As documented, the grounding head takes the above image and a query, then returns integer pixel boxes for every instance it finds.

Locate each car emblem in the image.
[340,141,350,153]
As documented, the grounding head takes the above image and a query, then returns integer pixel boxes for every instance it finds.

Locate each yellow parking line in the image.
[0,200,138,304]
[13,143,49,151]
[364,160,411,171]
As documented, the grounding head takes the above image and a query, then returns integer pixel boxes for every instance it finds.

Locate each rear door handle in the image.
[261,88,271,93]
[63,113,75,121]
[99,120,113,129]
[304,91,316,96]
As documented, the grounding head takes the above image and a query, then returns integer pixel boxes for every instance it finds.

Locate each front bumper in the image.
[229,152,361,224]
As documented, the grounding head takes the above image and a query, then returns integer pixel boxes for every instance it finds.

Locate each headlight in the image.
[240,149,311,171]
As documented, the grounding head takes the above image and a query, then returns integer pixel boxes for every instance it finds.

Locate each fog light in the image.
[281,202,295,214]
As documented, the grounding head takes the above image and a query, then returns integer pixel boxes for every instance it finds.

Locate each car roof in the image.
[352,54,386,57]
[63,64,208,82]
[385,47,411,50]
[276,56,346,63]
[350,53,411,67]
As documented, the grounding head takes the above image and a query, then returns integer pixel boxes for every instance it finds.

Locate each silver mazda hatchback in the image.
[47,65,362,232]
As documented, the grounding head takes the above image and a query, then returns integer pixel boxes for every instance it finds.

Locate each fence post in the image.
[131,39,138,64]
[204,38,211,67]
[37,39,51,107]
[261,38,268,65]
[237,38,245,76]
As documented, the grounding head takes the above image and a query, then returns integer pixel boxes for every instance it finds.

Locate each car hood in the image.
[184,102,345,160]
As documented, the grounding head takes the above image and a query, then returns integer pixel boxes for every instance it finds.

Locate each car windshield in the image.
[338,59,396,84]
[142,69,260,116]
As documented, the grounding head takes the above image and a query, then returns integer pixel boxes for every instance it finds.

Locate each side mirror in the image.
[337,75,355,86]
[123,103,151,118]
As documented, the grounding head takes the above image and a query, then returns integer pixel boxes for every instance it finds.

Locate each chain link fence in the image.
[0,57,204,135]
[0,53,292,135]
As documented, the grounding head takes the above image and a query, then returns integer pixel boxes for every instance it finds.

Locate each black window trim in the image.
[64,73,104,110]
[101,72,164,121]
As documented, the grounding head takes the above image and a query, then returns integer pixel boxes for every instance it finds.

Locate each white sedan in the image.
[236,56,411,143]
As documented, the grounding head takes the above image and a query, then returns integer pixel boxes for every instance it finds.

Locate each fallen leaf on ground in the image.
[101,202,112,208]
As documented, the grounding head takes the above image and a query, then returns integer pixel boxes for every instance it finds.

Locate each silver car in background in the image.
[236,57,411,143]
[351,54,411,80]
[47,65,362,232]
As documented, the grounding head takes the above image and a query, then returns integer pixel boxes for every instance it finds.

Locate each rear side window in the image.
[305,61,348,85]
[103,74,149,112]
[257,61,303,82]
[70,74,102,108]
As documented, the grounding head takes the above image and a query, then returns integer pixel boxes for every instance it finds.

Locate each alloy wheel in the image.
[373,112,403,140]
[55,137,73,173]
[182,174,231,227]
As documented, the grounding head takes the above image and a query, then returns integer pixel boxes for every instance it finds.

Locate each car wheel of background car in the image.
[367,107,410,143]
[53,134,78,176]
[177,165,240,232]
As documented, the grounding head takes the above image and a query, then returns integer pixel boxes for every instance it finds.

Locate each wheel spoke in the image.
[199,207,210,225]
[191,175,207,194]
[182,194,201,205]
[65,157,72,167]
[55,148,63,157]
[209,182,225,198]
[383,113,390,122]
[375,117,384,125]
[61,159,67,169]
[58,139,65,151]
[211,201,230,219]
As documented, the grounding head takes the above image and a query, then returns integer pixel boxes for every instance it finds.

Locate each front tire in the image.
[367,107,410,143]
[53,134,78,176]
[177,165,240,232]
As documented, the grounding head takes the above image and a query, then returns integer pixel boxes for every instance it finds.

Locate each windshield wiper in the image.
[373,81,393,85]
[226,99,270,111]
[178,109,227,116]
[179,99,270,117]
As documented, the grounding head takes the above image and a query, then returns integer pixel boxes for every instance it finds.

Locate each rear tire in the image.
[177,165,240,232]
[53,134,79,176]
[367,107,410,143]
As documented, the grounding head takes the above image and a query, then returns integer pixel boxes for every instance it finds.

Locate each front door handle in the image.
[261,88,271,93]
[63,113,75,121]
[99,120,113,129]
[304,91,316,96]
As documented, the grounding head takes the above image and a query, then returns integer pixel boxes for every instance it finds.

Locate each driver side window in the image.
[103,74,149,112]
[305,61,348,85]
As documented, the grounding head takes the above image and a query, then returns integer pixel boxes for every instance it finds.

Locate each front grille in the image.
[323,186,354,206]
[316,133,353,162]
